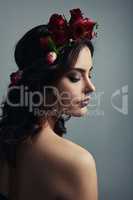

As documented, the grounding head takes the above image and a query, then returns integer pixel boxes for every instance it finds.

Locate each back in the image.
[3,130,98,200]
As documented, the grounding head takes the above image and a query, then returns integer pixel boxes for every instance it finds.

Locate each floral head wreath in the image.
[10,8,99,85]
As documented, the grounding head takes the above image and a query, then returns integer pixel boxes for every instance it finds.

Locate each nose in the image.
[84,79,96,95]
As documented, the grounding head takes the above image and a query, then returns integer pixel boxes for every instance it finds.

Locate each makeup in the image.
[80,98,90,107]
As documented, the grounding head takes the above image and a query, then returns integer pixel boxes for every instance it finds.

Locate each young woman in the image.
[0,8,99,200]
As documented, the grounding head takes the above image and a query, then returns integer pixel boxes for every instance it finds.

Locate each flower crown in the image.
[10,8,98,85]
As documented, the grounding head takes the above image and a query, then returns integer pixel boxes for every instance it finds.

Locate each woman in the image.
[0,8,99,200]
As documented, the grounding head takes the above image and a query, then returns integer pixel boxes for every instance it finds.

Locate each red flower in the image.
[48,13,69,46]
[46,8,98,47]
[39,8,98,57]
[69,8,83,24]
[10,70,22,85]
[39,37,49,48]
[50,30,69,46]
[82,18,97,39]
[69,8,97,40]
[84,18,96,31]
[48,13,67,30]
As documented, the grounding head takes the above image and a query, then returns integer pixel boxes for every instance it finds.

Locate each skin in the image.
[55,46,96,117]
[0,46,98,200]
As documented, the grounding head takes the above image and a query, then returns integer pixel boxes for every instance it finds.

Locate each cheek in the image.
[57,79,82,106]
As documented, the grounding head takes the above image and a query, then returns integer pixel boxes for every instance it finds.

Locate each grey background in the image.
[0,0,132,199]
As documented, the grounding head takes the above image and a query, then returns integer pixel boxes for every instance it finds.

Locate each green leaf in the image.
[47,37,59,54]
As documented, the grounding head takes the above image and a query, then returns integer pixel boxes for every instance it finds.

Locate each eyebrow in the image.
[70,66,93,74]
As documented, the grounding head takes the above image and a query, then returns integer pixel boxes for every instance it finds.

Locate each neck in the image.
[45,116,56,130]
[42,115,58,134]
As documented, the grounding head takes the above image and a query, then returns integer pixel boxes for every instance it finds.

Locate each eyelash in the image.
[68,73,92,82]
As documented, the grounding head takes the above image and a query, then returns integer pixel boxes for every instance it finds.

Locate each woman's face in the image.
[56,46,96,117]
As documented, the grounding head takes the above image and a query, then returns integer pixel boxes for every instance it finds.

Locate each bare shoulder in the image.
[50,137,98,200]
[60,138,98,200]
[28,134,98,199]
[62,136,97,175]
[36,133,97,179]
[59,136,97,168]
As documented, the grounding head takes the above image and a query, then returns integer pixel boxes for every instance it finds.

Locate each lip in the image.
[80,97,91,107]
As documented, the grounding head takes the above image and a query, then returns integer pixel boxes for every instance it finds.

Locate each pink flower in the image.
[46,51,57,64]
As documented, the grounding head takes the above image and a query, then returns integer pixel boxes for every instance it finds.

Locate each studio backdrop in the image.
[0,0,132,200]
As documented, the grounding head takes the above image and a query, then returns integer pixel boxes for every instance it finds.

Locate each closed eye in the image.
[67,73,81,82]
[67,66,93,82]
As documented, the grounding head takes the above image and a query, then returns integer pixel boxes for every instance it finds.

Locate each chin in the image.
[70,106,88,117]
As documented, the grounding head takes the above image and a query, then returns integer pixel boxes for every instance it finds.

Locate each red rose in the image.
[69,8,83,24]
[39,37,49,48]
[69,18,86,40]
[51,29,69,46]
[83,18,97,39]
[69,17,97,40]
[48,14,67,30]
[84,18,96,31]
[69,8,97,40]
[48,13,69,46]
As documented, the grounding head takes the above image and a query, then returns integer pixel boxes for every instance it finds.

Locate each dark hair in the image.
[0,25,94,167]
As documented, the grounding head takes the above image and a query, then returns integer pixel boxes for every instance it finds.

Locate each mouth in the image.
[80,97,91,108]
